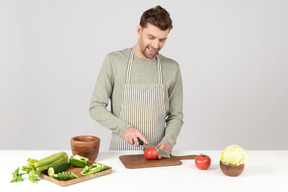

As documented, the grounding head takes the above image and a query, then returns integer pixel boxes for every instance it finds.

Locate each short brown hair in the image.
[140,5,173,31]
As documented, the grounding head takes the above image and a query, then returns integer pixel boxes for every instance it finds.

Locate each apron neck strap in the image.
[125,47,163,84]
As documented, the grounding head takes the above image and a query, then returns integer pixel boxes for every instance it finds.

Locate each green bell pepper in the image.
[80,162,107,176]
[69,154,89,168]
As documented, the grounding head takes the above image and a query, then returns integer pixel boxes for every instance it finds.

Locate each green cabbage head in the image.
[220,145,248,166]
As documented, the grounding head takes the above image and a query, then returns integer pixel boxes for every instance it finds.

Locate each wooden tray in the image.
[119,154,197,169]
[39,161,112,187]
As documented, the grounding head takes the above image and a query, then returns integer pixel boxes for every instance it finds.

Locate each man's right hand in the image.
[122,127,148,147]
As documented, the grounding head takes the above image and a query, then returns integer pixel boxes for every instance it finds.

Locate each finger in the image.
[134,130,148,144]
[131,134,139,146]
[157,143,171,155]
[156,144,163,159]
[128,136,134,145]
[156,143,164,150]
[134,137,140,147]
[123,135,129,144]
[137,134,148,144]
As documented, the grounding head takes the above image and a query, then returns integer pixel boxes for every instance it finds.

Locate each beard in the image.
[140,45,160,60]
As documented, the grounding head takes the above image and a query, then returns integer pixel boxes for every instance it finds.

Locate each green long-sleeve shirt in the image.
[89,48,183,149]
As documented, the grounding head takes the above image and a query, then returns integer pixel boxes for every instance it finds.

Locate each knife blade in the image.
[138,139,170,158]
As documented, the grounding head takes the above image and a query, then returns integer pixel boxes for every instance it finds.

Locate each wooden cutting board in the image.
[119,154,197,169]
[39,161,112,187]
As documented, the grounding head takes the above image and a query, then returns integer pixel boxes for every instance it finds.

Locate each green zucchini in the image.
[48,162,70,176]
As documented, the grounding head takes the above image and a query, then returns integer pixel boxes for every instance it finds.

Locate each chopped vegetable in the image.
[80,162,107,176]
[11,151,68,183]
[52,172,78,180]
[220,145,248,166]
[48,162,70,176]
[69,154,89,167]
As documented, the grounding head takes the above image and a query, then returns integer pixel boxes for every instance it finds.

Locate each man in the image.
[89,6,183,155]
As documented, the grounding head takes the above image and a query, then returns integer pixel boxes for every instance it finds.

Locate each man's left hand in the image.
[156,141,171,159]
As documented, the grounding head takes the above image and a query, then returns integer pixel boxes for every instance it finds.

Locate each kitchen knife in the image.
[138,139,170,158]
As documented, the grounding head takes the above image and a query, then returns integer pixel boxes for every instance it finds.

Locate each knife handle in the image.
[138,138,144,146]
[175,155,198,160]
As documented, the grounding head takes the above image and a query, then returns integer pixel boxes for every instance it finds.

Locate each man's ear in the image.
[137,24,143,36]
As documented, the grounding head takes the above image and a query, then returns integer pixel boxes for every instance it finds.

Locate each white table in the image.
[1,150,287,192]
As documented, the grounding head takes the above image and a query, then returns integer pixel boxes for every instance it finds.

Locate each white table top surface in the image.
[1,150,288,192]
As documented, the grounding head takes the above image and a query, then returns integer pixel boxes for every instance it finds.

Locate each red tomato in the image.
[195,154,211,170]
[144,147,158,160]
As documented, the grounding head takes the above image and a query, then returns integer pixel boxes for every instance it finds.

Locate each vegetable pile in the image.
[11,152,107,183]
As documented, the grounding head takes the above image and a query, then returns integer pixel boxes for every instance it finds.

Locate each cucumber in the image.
[52,174,60,180]
[48,162,70,176]
[52,172,77,181]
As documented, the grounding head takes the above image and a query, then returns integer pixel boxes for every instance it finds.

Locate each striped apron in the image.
[109,47,166,150]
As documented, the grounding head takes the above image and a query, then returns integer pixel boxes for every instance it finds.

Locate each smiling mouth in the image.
[147,46,159,54]
[148,47,156,53]
[141,46,159,59]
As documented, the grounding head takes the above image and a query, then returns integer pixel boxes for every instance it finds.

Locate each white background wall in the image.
[1,0,287,150]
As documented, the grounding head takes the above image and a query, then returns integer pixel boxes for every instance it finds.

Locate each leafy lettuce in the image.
[220,145,248,166]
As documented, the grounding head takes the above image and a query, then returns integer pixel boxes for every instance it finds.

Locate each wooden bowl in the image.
[71,135,100,161]
[220,161,245,176]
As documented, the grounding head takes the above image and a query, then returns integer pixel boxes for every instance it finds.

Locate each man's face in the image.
[137,23,170,60]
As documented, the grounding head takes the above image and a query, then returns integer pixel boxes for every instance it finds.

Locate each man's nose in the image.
[151,40,160,49]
